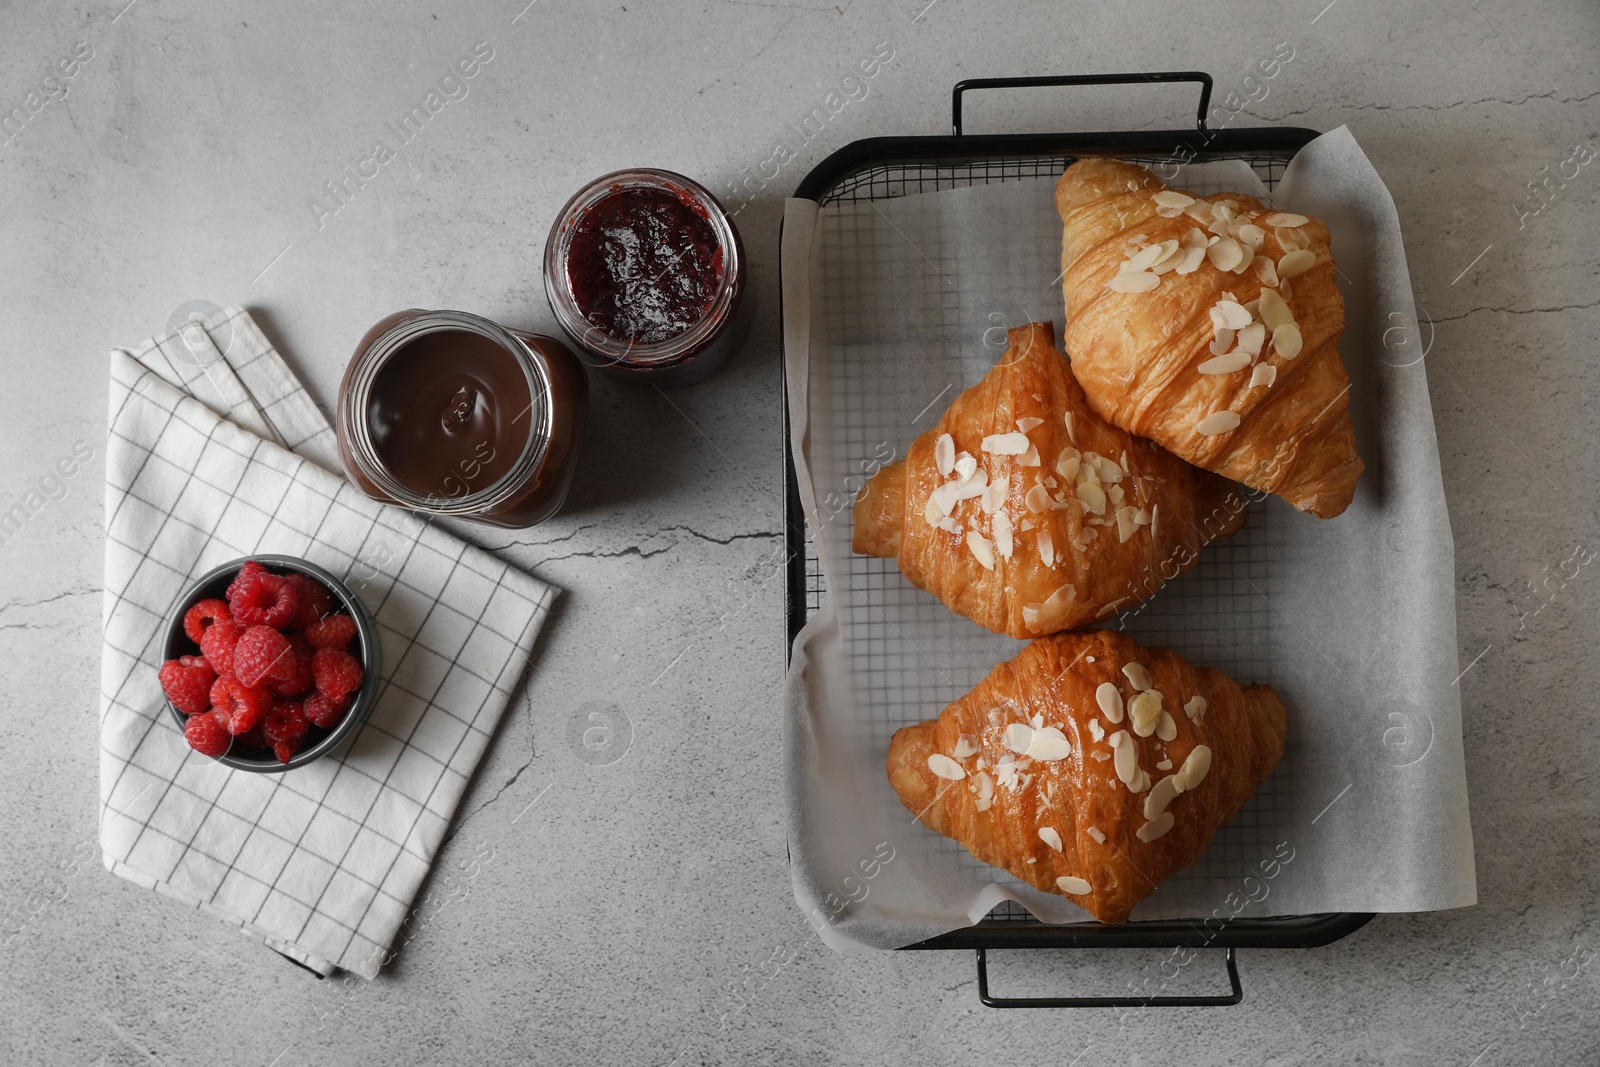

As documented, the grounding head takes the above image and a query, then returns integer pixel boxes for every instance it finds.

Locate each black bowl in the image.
[161,555,382,773]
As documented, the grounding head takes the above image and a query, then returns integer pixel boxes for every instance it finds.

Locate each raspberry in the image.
[267,638,315,697]
[233,625,293,688]
[264,701,310,764]
[210,674,272,735]
[225,559,268,602]
[184,711,232,758]
[234,722,268,752]
[199,619,244,675]
[229,570,298,629]
[304,690,351,729]
[284,573,335,630]
[159,655,216,716]
[182,598,233,644]
[312,648,363,700]
[304,613,358,651]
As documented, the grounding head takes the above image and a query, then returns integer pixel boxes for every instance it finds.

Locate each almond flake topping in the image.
[1253,255,1280,286]
[923,497,942,527]
[1234,223,1266,249]
[1198,351,1251,375]
[1211,300,1253,331]
[1063,411,1076,443]
[1263,211,1307,228]
[1087,826,1107,844]
[967,530,995,570]
[1157,710,1178,742]
[1144,775,1182,820]
[1236,322,1266,356]
[993,511,1014,559]
[982,432,1029,455]
[1107,271,1160,293]
[1037,526,1056,568]
[1095,682,1123,723]
[1025,726,1071,762]
[1057,875,1092,895]
[1173,745,1212,792]
[1002,722,1034,754]
[1088,719,1105,742]
[1122,662,1153,691]
[1018,443,1040,467]
[1038,827,1064,852]
[981,475,1009,515]
[1025,484,1052,513]
[1278,249,1316,279]
[1076,481,1107,515]
[1272,323,1303,360]
[1153,190,1195,210]
[927,753,966,780]
[1090,750,1111,761]
[1128,690,1163,737]
[1209,327,1235,357]
[1206,237,1244,272]
[1250,364,1277,388]
[953,734,979,759]
[1196,411,1241,436]
[1156,758,1173,770]
[1055,448,1081,481]
[934,433,955,476]
[1258,287,1293,330]
[972,769,994,811]
[1137,811,1175,843]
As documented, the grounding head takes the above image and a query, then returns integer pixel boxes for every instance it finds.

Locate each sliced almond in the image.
[1272,323,1303,360]
[1184,200,1215,224]
[1144,775,1182,820]
[1122,662,1152,691]
[992,511,1014,559]
[1095,455,1124,483]
[934,433,955,477]
[981,475,1009,515]
[1056,875,1092,895]
[1025,484,1052,513]
[1156,759,1173,771]
[1090,750,1111,762]
[1116,505,1139,543]
[1153,190,1195,210]
[1096,682,1125,724]
[1076,481,1107,515]
[1026,726,1071,762]
[1263,211,1307,228]
[1258,287,1293,330]
[973,770,994,810]
[1055,446,1081,481]
[1110,731,1137,786]
[1150,240,1185,274]
[1206,238,1244,272]
[1002,722,1033,754]
[923,497,943,527]
[1088,719,1106,742]
[1157,710,1178,742]
[981,432,1029,455]
[1018,443,1040,467]
[1196,410,1241,436]
[1174,744,1213,791]
[937,517,960,534]
[1213,299,1253,331]
[1231,241,1255,274]
[1233,223,1266,249]
[1198,351,1251,375]
[1015,416,1043,433]
[967,530,995,570]
[1274,225,1310,251]
[1128,690,1163,737]
[1209,327,1236,356]
[1038,826,1064,852]
[1253,255,1280,286]
[1107,271,1160,294]
[953,451,977,482]
[1150,504,1159,542]
[953,734,979,759]
[1037,526,1055,568]
[1250,363,1278,388]
[1174,245,1207,275]
[1278,249,1316,279]
[1123,243,1166,273]
[1136,812,1175,843]
[927,753,966,780]
[1235,322,1266,356]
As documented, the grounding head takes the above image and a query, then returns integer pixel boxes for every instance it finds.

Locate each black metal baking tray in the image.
[780,72,1373,1007]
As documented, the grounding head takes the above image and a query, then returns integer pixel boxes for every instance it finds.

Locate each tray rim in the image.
[779,121,1378,952]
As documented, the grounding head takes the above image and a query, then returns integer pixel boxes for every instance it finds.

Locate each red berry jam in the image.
[565,186,724,346]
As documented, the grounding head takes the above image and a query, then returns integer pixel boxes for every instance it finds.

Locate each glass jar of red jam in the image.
[544,168,750,387]
[336,310,587,529]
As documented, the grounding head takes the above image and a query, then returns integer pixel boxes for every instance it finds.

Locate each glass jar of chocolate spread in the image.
[544,168,750,387]
[336,310,587,529]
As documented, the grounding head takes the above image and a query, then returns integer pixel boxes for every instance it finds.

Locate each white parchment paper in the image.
[782,127,1476,952]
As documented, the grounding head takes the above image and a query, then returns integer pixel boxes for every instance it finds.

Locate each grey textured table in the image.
[2,1,1597,1064]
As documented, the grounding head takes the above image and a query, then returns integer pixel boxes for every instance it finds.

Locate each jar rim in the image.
[543,168,743,368]
[341,310,552,516]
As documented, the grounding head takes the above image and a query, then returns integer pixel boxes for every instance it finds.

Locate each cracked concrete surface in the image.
[1,0,1598,1065]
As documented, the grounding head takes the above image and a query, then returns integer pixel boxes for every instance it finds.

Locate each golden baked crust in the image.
[1055,158,1363,519]
[887,630,1287,923]
[852,322,1246,639]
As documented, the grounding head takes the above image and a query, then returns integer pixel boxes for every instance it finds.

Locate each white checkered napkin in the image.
[98,307,557,978]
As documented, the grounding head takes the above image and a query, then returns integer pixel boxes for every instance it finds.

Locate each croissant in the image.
[852,322,1246,639]
[887,629,1287,923]
[1055,158,1363,519]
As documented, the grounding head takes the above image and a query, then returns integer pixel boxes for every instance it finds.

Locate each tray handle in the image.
[973,945,1242,1008]
[951,71,1214,136]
